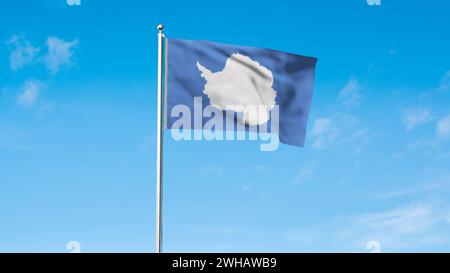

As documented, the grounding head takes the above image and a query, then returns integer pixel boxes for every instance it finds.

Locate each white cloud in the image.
[17,80,40,108]
[402,107,433,131]
[438,71,450,92]
[293,166,314,184]
[376,174,450,200]
[355,203,436,234]
[310,118,335,149]
[66,0,81,6]
[44,36,78,74]
[7,34,79,75]
[377,182,443,200]
[437,114,450,138]
[309,114,363,152]
[281,200,450,251]
[311,118,331,137]
[339,128,372,157]
[7,35,39,71]
[339,77,361,107]
[339,201,450,249]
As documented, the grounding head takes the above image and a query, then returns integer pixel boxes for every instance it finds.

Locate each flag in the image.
[165,38,317,147]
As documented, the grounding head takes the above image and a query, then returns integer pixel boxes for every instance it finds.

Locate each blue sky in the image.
[1,0,450,253]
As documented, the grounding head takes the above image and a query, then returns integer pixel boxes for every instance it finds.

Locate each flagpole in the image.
[156,23,165,253]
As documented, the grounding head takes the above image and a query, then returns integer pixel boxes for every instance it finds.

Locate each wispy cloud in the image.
[339,77,361,107]
[309,113,368,154]
[438,70,450,92]
[7,34,39,71]
[44,36,78,74]
[377,183,443,200]
[405,113,450,154]
[354,203,436,234]
[7,34,79,75]
[17,80,40,108]
[339,128,373,157]
[280,200,450,251]
[402,107,433,131]
[339,201,450,249]
[310,118,336,149]
[375,174,450,200]
[437,114,450,138]
[293,165,314,184]
[66,0,81,6]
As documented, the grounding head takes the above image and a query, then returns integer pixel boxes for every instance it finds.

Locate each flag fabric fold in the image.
[165,38,317,147]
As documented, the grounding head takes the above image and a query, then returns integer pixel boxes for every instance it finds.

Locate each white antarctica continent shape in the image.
[197,53,277,126]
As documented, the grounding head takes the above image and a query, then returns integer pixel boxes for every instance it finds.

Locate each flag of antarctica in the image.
[165,39,317,148]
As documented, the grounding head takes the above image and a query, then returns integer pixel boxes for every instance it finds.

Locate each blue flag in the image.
[165,39,317,148]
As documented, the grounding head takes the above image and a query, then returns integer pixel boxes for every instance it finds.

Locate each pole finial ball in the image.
[157,24,164,31]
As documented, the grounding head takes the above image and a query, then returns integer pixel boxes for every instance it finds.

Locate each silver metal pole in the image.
[156,24,165,253]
